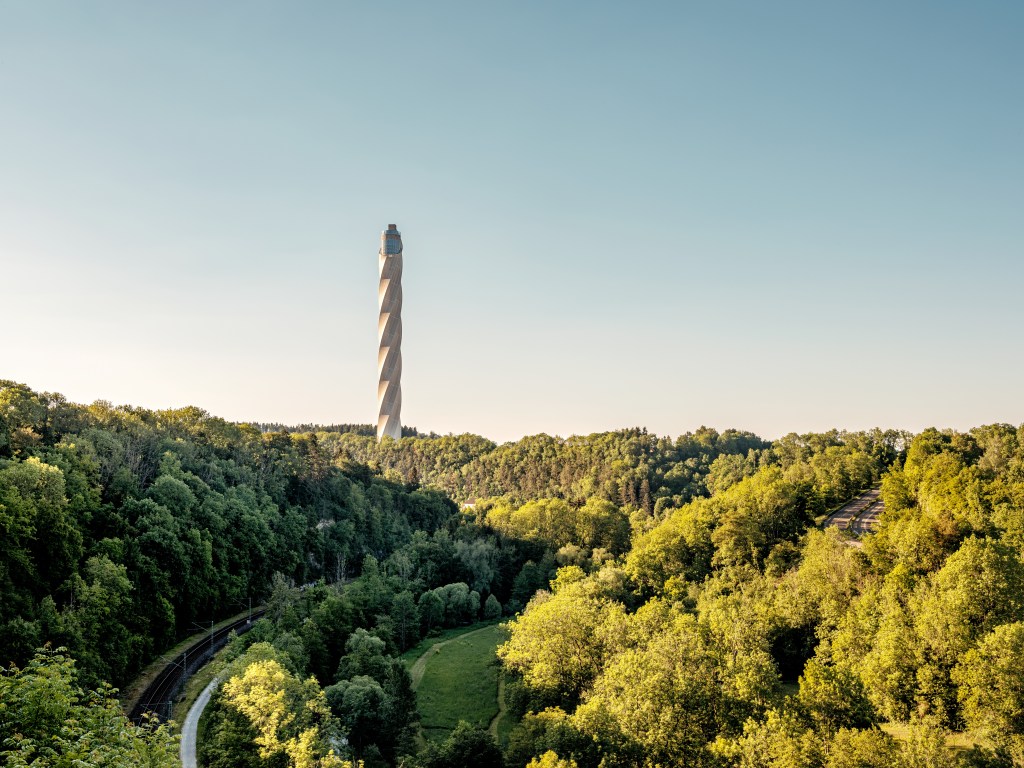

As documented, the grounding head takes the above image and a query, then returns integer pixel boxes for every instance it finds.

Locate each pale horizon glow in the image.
[2,2,1022,444]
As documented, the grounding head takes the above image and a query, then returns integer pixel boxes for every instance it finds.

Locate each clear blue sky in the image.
[2,2,1022,442]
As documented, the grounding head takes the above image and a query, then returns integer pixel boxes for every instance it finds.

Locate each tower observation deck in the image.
[377,224,403,441]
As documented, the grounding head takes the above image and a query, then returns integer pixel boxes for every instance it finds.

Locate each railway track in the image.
[129,608,266,724]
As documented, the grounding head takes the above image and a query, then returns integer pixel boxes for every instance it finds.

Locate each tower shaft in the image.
[377,224,403,441]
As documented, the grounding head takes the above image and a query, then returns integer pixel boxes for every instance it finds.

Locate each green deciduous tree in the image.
[710,708,821,768]
[418,589,444,632]
[953,621,1024,740]
[417,721,503,768]
[389,590,419,651]
[912,536,1024,722]
[484,593,502,620]
[0,647,178,768]
[624,500,715,594]
[499,581,628,708]
[573,612,776,767]
[797,657,874,735]
[824,728,898,768]
[527,750,580,768]
[222,649,344,768]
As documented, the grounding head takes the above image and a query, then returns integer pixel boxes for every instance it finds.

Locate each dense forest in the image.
[0,380,463,692]
[324,426,769,507]
[499,425,1024,768]
[3,380,1024,767]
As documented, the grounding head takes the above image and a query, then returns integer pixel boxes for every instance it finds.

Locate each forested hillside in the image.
[0,380,781,691]
[0,380,459,690]
[327,426,769,507]
[6,379,1023,767]
[499,425,1024,768]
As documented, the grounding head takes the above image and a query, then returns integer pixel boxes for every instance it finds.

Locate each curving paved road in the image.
[180,677,219,768]
[823,487,884,534]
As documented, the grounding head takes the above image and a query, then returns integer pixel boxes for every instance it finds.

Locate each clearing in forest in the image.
[410,623,506,742]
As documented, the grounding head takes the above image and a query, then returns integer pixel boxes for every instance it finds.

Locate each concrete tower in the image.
[377,224,403,441]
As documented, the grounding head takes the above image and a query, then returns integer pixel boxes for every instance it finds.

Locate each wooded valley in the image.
[2,380,1023,767]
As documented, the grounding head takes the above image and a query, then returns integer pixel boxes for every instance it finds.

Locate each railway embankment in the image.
[123,608,265,723]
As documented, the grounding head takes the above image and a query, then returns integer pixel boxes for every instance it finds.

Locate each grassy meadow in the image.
[409,623,507,742]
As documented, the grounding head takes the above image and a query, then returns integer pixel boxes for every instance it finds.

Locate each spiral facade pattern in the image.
[377,224,403,441]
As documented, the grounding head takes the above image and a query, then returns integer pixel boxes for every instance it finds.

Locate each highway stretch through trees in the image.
[128,609,265,724]
[823,487,885,535]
